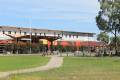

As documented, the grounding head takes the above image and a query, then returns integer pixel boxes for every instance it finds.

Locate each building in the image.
[0,26,101,54]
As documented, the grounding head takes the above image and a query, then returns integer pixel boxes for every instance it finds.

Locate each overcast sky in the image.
[0,0,100,33]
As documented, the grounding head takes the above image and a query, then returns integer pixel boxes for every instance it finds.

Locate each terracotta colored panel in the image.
[0,40,13,44]
[60,41,70,47]
[53,41,58,46]
[75,41,81,47]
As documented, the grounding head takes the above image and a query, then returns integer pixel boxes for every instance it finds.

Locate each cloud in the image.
[0,0,100,33]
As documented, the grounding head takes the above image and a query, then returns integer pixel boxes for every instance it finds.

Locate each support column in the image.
[15,38,19,54]
[50,40,54,54]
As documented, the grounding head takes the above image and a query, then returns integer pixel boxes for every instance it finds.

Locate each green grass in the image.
[0,55,49,71]
[10,57,120,80]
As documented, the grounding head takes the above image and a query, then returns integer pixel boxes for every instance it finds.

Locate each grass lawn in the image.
[10,57,120,80]
[0,55,49,71]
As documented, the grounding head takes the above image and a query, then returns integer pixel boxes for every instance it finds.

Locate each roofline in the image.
[0,25,96,35]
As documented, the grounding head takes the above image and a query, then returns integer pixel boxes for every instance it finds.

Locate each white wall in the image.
[0,31,96,41]
[57,35,96,41]
[0,33,12,40]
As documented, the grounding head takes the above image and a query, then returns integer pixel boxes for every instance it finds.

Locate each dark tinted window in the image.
[8,31,11,34]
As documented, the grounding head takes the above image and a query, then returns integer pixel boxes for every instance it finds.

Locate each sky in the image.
[0,0,100,33]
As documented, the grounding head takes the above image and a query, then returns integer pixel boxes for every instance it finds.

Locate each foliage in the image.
[96,0,120,55]
[110,36,120,49]
[97,32,109,44]
[96,0,120,35]
[5,41,45,54]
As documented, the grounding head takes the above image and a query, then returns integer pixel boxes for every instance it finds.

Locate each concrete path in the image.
[0,56,63,79]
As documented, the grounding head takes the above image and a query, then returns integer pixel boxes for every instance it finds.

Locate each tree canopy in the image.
[97,32,109,44]
[96,0,120,55]
[110,36,120,46]
[96,0,120,35]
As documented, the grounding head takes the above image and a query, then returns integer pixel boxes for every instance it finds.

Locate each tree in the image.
[97,32,109,44]
[96,0,120,55]
[97,32,109,56]
[110,36,120,50]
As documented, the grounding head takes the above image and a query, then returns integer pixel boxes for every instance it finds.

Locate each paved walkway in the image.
[0,56,63,79]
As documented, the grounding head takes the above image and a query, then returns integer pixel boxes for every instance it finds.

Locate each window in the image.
[61,31,64,37]
[20,30,21,34]
[44,33,46,36]
[76,35,78,38]
[8,31,11,34]
[62,34,63,37]
[35,33,37,36]
[14,31,16,34]
[69,34,71,38]
[40,33,41,36]
[24,32,27,35]
[3,31,5,34]
[54,32,56,36]
[58,34,60,37]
